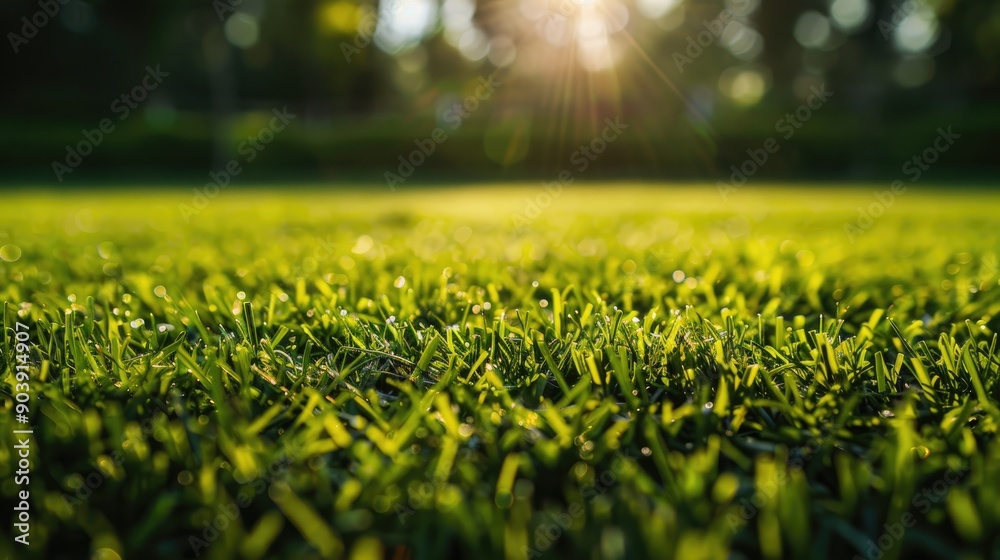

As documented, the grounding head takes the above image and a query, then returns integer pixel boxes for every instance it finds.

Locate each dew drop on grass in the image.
[154,285,167,298]
[0,245,22,262]
[130,319,145,328]
[97,241,114,259]
[237,291,246,300]
[394,276,406,288]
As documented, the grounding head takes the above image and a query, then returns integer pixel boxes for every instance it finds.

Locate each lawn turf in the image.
[1,184,999,560]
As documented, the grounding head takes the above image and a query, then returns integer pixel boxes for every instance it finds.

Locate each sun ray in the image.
[617,27,717,139]
[465,0,720,174]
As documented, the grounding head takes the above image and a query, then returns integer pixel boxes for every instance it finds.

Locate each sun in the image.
[435,0,714,171]
[516,0,630,73]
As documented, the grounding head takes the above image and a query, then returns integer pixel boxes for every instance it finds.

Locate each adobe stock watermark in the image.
[844,126,959,242]
[511,116,629,232]
[717,84,833,201]
[976,255,998,291]
[51,65,170,182]
[61,398,173,510]
[11,321,34,547]
[179,107,296,222]
[852,465,967,560]
[212,0,246,20]
[672,0,749,73]
[645,246,673,274]
[539,0,625,27]
[188,440,305,557]
[384,74,501,191]
[542,0,589,22]
[299,234,393,275]
[392,451,478,524]
[7,0,71,54]
[341,11,377,62]
[726,438,822,532]
[521,448,638,559]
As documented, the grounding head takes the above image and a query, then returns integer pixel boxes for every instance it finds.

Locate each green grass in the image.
[1,184,999,560]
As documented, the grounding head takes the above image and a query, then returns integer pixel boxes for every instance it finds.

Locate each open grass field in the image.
[2,184,999,560]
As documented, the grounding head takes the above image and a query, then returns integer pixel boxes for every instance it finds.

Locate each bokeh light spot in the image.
[319,1,361,34]
[0,245,22,262]
[894,10,939,53]
[224,13,260,49]
[719,67,768,106]
[794,11,831,49]
[830,0,870,32]
[893,54,935,88]
[636,0,682,20]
